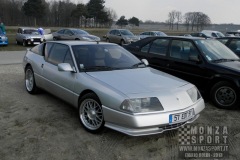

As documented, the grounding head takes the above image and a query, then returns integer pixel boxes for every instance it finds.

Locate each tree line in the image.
[0,0,117,28]
[166,10,211,31]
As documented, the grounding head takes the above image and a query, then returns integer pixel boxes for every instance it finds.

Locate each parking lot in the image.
[0,52,240,160]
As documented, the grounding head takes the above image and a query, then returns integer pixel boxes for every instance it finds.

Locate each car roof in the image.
[46,41,117,46]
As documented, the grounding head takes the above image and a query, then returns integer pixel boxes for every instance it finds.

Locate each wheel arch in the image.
[78,89,101,107]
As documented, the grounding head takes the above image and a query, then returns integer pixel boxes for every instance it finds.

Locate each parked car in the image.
[16,27,45,46]
[217,37,240,57]
[225,31,240,37]
[190,32,211,38]
[52,28,100,41]
[104,29,140,45]
[201,30,225,38]
[23,41,205,136]
[139,31,167,39]
[0,28,8,46]
[124,36,240,109]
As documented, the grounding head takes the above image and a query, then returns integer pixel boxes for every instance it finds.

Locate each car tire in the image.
[210,81,239,109]
[106,38,110,43]
[53,37,57,41]
[78,93,105,133]
[16,40,19,45]
[22,40,27,47]
[25,66,38,94]
[120,39,125,46]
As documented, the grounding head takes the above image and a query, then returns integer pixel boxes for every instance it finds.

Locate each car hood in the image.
[216,61,240,73]
[79,34,100,40]
[86,67,188,95]
[23,34,44,39]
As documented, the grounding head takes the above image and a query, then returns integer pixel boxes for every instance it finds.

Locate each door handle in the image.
[41,64,44,68]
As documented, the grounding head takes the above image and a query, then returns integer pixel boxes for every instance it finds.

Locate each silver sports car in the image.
[23,41,205,136]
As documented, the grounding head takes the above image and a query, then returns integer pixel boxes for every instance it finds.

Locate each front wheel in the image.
[210,81,239,109]
[120,39,125,46]
[25,66,38,94]
[78,93,105,133]
[22,40,27,46]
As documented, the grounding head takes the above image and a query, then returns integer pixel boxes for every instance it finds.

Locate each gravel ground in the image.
[0,64,240,160]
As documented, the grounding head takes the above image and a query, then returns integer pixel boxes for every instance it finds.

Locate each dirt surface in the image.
[0,64,240,160]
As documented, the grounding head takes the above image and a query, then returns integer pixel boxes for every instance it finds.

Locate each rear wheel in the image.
[120,39,125,46]
[78,93,104,133]
[25,66,38,94]
[22,40,27,46]
[210,81,239,109]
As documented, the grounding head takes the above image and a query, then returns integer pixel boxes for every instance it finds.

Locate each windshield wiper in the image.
[84,66,115,71]
[131,62,146,68]
[211,59,238,63]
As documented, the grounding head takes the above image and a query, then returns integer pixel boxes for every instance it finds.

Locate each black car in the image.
[217,37,240,57]
[124,36,240,109]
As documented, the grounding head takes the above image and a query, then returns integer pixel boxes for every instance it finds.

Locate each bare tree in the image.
[175,11,182,30]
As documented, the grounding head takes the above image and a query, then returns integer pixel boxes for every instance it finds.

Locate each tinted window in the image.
[31,43,44,56]
[57,29,65,34]
[47,43,73,66]
[72,45,141,71]
[149,39,169,56]
[170,40,199,60]
[109,30,116,35]
[44,42,54,58]
[228,39,240,53]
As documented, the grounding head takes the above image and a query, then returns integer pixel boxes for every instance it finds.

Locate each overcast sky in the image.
[78,0,240,24]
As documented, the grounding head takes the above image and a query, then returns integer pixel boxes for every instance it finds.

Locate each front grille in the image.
[161,122,186,130]
[33,38,41,42]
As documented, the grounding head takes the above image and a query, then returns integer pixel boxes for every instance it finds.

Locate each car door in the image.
[63,29,74,40]
[113,30,122,43]
[135,38,170,71]
[16,28,23,43]
[42,43,76,105]
[167,39,210,89]
[56,29,65,40]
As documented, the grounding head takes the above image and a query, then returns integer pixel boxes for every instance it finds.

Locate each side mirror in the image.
[58,63,75,72]
[141,59,149,66]
[189,55,201,63]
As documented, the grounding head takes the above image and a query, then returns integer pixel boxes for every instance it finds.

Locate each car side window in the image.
[44,42,54,58]
[148,39,169,56]
[228,40,240,53]
[58,29,65,34]
[64,30,73,35]
[110,30,115,35]
[47,43,73,66]
[170,40,199,61]
[31,43,44,56]
[115,30,120,35]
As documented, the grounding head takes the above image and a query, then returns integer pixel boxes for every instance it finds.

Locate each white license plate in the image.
[34,42,40,44]
[169,108,194,124]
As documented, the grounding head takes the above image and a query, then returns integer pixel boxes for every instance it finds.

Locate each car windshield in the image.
[72,29,89,35]
[195,39,239,61]
[216,32,225,38]
[120,30,134,36]
[23,29,39,35]
[155,32,167,36]
[72,44,143,71]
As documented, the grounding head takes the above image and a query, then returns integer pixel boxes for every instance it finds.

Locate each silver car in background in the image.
[139,31,167,39]
[16,27,45,46]
[23,41,205,136]
[104,29,140,45]
[52,28,100,41]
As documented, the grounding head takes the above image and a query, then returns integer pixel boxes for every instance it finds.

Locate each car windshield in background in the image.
[155,32,167,36]
[120,30,134,36]
[195,39,239,61]
[72,29,89,35]
[72,44,142,71]
[23,29,39,35]
[216,32,225,38]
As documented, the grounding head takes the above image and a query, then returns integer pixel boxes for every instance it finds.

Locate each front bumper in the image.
[103,98,205,136]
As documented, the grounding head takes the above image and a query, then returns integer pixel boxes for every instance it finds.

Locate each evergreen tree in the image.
[116,16,128,28]
[22,0,46,26]
[87,0,106,27]
[128,17,140,26]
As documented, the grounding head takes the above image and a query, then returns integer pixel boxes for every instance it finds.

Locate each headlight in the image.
[40,38,44,42]
[31,38,34,41]
[82,37,91,40]
[187,87,201,103]
[120,97,164,114]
